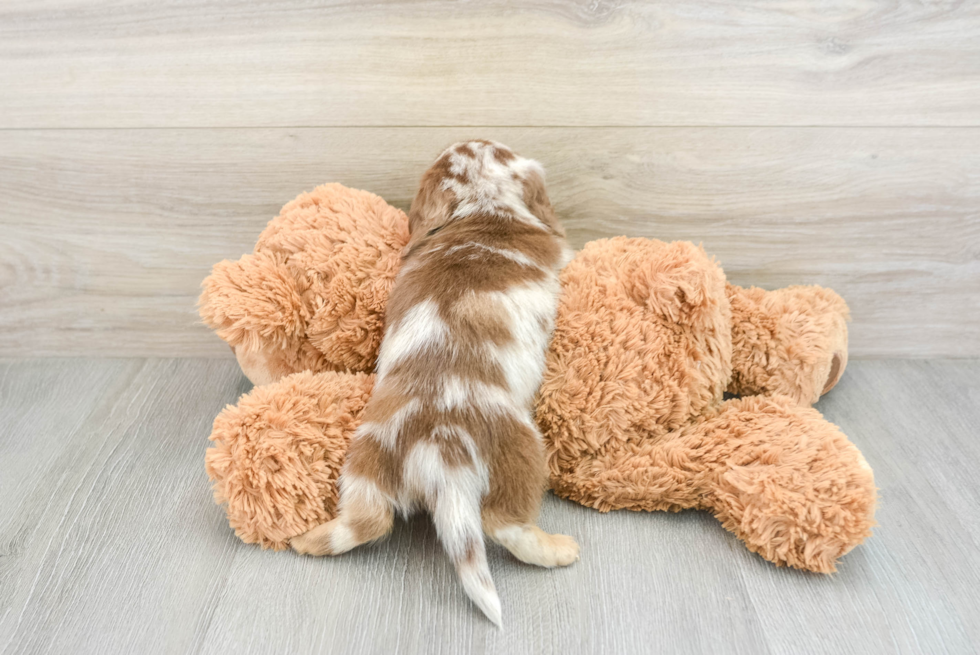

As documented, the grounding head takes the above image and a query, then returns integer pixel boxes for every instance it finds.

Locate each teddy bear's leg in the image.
[696,396,875,572]
[549,395,875,573]
[726,283,849,405]
[205,369,375,549]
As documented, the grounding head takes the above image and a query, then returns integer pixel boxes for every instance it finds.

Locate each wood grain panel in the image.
[1,127,977,357]
[1,0,979,128]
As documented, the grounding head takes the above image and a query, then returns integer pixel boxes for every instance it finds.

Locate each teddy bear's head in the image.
[200,184,409,384]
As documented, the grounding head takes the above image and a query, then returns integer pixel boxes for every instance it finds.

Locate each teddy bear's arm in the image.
[726,283,850,406]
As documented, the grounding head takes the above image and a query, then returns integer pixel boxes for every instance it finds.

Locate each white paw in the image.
[290,526,329,556]
[549,534,580,567]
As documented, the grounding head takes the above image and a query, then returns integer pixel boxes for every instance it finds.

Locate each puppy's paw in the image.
[290,523,332,556]
[548,533,580,567]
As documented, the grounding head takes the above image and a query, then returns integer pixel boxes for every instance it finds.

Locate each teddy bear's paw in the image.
[821,351,847,396]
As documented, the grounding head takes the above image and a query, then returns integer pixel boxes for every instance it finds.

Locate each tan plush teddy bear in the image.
[200,182,875,574]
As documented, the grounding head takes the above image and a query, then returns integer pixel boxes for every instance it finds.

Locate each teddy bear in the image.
[199,182,876,574]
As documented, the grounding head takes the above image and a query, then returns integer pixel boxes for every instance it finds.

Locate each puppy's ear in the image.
[408,155,456,237]
[410,169,451,227]
[522,167,565,238]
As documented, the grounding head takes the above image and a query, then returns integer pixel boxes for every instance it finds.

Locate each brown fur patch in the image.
[344,490,395,543]
[345,433,404,496]
[480,415,549,529]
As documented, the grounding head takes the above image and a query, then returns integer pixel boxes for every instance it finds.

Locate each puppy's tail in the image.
[431,487,502,627]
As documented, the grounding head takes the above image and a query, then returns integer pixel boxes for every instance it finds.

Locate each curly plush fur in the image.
[200,179,875,573]
[199,184,408,382]
[536,238,872,572]
[206,371,374,547]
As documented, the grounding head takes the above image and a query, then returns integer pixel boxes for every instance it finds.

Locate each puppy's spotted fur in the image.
[291,140,578,626]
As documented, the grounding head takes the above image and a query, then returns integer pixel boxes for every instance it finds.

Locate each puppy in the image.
[291,140,579,626]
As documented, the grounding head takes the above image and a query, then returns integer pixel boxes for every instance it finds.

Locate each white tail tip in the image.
[458,564,503,627]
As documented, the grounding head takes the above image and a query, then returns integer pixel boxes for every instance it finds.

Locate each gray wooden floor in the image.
[0,359,978,655]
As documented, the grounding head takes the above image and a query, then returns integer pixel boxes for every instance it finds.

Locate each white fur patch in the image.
[491,525,533,554]
[445,241,544,270]
[432,479,486,558]
[440,141,547,228]
[436,376,511,415]
[559,244,576,270]
[329,522,358,553]
[437,376,472,412]
[376,299,448,380]
[489,525,579,568]
[338,473,393,510]
[398,440,489,515]
[401,436,500,626]
[482,278,561,407]
[355,398,422,450]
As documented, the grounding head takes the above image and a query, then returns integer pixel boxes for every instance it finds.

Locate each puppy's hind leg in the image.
[486,523,580,568]
[480,423,580,568]
[291,474,393,556]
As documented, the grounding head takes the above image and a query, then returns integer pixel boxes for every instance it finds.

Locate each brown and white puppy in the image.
[291,140,578,626]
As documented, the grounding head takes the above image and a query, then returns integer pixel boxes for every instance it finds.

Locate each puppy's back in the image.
[292,141,577,626]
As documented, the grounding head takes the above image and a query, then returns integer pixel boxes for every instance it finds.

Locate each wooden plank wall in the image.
[1,1,977,357]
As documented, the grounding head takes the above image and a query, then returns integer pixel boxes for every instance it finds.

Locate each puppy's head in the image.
[407,140,564,244]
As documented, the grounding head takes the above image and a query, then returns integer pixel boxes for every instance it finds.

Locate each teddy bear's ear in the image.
[626,240,729,328]
[199,251,310,358]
